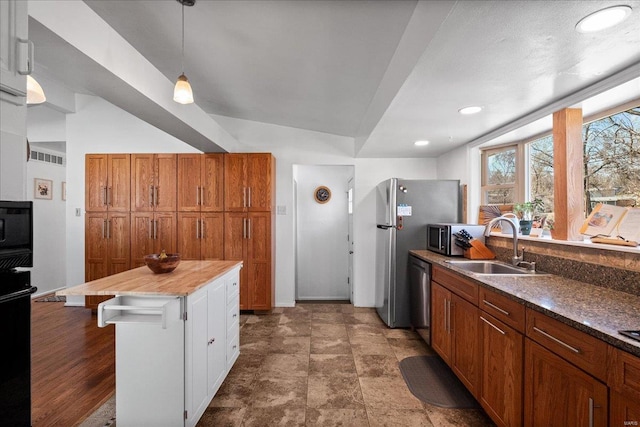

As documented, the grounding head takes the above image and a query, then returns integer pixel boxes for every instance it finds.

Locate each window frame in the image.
[480,143,526,205]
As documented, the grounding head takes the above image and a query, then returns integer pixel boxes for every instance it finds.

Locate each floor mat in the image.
[34,295,66,302]
[399,355,480,409]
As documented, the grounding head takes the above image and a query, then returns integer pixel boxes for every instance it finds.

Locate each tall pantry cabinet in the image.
[224,153,275,310]
[84,154,131,309]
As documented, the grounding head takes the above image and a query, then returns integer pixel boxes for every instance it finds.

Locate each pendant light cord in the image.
[181,1,185,74]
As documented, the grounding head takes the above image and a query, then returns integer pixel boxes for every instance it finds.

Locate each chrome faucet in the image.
[484,216,523,266]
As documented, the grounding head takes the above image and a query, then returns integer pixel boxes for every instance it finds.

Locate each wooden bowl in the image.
[143,253,181,274]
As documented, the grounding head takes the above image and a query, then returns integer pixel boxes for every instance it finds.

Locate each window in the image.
[528,106,640,217]
[481,145,518,204]
[481,105,639,239]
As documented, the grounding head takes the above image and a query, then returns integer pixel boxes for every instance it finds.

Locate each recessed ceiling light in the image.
[414,140,430,146]
[575,5,632,33]
[458,106,482,115]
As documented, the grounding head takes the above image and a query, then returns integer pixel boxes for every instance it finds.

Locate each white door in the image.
[347,178,354,303]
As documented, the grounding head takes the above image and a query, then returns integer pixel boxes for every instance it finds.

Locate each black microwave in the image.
[426,223,486,256]
[0,201,33,270]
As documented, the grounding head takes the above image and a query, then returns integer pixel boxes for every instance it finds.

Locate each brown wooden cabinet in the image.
[130,154,177,212]
[608,346,640,427]
[177,154,224,212]
[224,153,274,212]
[224,211,273,310]
[85,154,130,212]
[84,212,130,309]
[177,212,224,261]
[130,212,177,268]
[479,312,523,427]
[430,269,480,396]
[524,339,608,426]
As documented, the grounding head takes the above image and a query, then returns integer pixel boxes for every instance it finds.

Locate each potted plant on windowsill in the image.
[514,198,544,235]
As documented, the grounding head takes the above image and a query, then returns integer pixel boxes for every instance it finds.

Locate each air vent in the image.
[30,149,65,166]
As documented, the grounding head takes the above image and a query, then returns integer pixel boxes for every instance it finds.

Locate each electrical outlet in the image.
[75,208,82,217]
[277,205,286,215]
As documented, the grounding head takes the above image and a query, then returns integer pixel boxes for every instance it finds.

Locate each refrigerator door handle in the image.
[376,224,394,230]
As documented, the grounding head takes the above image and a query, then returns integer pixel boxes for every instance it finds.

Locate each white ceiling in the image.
[30,0,640,157]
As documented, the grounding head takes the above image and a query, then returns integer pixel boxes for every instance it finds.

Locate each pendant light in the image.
[26,75,46,105]
[173,0,195,104]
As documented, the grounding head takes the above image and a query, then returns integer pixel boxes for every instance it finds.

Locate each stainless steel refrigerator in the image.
[375,178,461,328]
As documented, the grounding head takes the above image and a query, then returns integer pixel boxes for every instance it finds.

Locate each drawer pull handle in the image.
[480,316,505,335]
[233,345,237,350]
[533,326,580,354]
[588,397,594,427]
[482,299,510,316]
[232,313,237,318]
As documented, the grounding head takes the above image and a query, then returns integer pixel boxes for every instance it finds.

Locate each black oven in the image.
[0,200,33,269]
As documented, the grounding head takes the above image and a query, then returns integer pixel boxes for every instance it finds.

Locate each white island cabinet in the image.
[58,260,242,427]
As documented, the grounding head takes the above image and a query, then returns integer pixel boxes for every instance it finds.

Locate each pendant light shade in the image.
[174,73,194,104]
[174,0,194,104]
[26,75,46,104]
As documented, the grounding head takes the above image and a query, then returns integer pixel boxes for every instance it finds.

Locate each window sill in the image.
[487,232,640,254]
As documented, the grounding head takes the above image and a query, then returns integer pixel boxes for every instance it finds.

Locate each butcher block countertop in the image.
[57,260,243,297]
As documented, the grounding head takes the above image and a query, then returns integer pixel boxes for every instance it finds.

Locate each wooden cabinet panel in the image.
[223,154,247,212]
[85,212,108,280]
[131,154,154,212]
[224,153,274,212]
[479,287,525,333]
[155,154,177,212]
[524,339,608,426]
[451,294,480,396]
[177,154,202,211]
[246,212,272,310]
[201,154,224,212]
[246,154,273,212]
[608,346,640,426]
[131,212,177,268]
[108,212,130,275]
[224,212,248,309]
[432,265,478,305]
[85,154,130,212]
[526,308,608,381]
[132,154,177,212]
[177,212,221,261]
[431,282,451,364]
[85,154,108,212]
[479,312,523,427]
[201,213,224,260]
[178,154,223,212]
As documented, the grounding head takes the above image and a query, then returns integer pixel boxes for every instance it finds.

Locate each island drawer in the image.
[227,275,239,303]
[227,300,239,333]
[526,308,608,381]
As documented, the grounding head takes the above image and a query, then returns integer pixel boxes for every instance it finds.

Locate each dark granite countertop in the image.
[410,250,640,358]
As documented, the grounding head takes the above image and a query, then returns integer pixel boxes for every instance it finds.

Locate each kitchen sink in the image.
[445,260,545,275]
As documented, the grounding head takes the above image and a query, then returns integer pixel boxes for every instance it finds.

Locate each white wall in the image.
[27,106,67,142]
[211,114,438,307]
[294,165,354,300]
[65,95,200,298]
[26,152,66,296]
[437,144,480,223]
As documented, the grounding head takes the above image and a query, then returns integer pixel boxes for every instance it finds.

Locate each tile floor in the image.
[197,303,495,426]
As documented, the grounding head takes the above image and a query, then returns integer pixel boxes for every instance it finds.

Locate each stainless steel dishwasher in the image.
[408,254,431,344]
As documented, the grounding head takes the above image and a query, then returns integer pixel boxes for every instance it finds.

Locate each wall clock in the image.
[314,186,331,204]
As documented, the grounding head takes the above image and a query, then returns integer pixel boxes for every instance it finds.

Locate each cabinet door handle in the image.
[247,218,251,239]
[102,219,106,239]
[154,220,158,239]
[480,316,506,335]
[196,186,200,206]
[150,185,154,206]
[482,299,510,316]
[208,338,215,345]
[588,397,594,427]
[106,219,111,239]
[148,219,153,239]
[102,186,107,206]
[201,219,205,239]
[243,218,247,239]
[532,326,581,354]
[155,186,159,206]
[247,187,252,208]
[107,187,112,206]
[200,186,204,207]
[196,218,200,240]
[16,38,33,75]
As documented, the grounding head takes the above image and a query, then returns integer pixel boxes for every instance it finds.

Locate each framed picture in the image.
[62,182,67,201]
[34,178,53,200]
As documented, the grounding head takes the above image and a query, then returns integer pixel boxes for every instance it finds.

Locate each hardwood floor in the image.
[31,299,115,426]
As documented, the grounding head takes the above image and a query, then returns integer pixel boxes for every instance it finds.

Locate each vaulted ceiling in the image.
[29,0,640,157]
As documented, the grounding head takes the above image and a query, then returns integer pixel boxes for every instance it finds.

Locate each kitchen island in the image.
[57,260,243,427]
